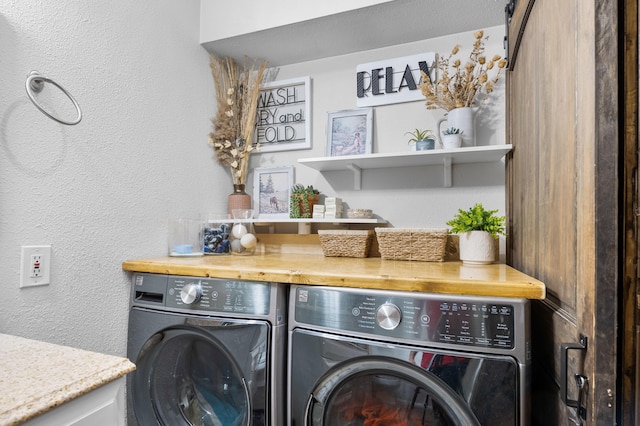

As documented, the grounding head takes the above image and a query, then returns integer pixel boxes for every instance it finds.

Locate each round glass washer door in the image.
[132,325,251,426]
[305,356,480,426]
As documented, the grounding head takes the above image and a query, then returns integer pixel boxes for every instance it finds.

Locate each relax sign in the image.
[356,52,436,107]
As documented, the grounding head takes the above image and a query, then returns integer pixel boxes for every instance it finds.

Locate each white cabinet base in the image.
[23,378,125,426]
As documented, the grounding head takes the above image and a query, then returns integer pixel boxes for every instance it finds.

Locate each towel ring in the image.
[25,71,82,126]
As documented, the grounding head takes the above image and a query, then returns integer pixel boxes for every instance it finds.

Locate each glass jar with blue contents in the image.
[202,215,231,255]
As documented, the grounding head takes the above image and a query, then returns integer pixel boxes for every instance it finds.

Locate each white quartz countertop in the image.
[0,333,135,426]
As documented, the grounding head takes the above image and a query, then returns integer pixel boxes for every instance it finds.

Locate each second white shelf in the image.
[227,218,386,234]
[253,218,384,224]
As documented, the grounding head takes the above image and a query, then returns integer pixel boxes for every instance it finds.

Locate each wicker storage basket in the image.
[375,228,448,262]
[318,230,373,258]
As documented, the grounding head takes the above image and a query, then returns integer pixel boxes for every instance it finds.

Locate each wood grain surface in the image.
[123,248,545,300]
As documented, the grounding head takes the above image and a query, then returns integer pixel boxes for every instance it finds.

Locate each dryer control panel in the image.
[293,286,528,352]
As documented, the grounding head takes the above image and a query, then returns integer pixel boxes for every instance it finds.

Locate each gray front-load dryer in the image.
[288,285,531,426]
[126,273,287,426]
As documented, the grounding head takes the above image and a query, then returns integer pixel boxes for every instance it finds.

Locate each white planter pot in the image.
[458,231,495,265]
[442,134,462,149]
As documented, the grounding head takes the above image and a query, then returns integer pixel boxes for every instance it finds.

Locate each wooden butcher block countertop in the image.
[122,235,545,299]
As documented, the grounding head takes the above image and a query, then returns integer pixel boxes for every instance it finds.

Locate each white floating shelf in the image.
[255,218,386,234]
[252,218,385,224]
[298,145,513,188]
[224,218,386,234]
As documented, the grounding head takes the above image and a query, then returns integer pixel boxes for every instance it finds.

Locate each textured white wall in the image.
[0,2,506,359]
[251,26,507,230]
[0,0,221,354]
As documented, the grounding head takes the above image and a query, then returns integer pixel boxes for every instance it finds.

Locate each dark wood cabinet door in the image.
[506,0,620,424]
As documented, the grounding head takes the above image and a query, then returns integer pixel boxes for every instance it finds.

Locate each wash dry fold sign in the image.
[356,52,436,107]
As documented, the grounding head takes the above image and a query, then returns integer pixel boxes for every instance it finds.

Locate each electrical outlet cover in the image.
[20,245,51,287]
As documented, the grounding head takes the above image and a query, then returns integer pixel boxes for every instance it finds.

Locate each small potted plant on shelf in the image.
[446,203,506,265]
[405,129,436,151]
[290,184,320,218]
[441,127,463,149]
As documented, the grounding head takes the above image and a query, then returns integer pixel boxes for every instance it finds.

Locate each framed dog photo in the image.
[326,108,373,157]
[253,166,294,219]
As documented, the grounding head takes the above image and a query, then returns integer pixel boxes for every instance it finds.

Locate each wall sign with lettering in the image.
[256,76,311,152]
[356,53,436,107]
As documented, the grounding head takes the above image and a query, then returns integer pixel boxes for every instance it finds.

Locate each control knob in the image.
[376,303,402,330]
[180,281,203,305]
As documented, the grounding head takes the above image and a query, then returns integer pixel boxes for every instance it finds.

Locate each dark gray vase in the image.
[416,138,435,151]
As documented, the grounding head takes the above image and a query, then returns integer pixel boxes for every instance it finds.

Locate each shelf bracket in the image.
[443,157,452,187]
[297,222,311,234]
[346,163,362,190]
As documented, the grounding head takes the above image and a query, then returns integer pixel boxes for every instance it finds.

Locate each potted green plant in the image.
[405,129,436,151]
[441,127,463,149]
[290,184,320,218]
[446,203,506,265]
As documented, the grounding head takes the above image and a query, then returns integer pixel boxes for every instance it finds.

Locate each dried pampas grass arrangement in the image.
[419,30,507,112]
[208,55,268,185]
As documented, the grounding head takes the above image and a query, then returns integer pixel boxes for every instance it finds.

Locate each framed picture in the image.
[253,166,294,219]
[326,108,373,157]
[255,76,311,152]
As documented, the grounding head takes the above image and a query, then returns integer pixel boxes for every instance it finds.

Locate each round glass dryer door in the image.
[305,357,480,426]
[132,325,251,426]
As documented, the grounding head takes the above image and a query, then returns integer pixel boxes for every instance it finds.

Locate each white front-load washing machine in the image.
[127,272,287,426]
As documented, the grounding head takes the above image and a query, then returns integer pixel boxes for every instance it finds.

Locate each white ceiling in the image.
[201,0,506,66]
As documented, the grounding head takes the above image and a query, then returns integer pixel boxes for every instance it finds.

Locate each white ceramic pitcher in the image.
[437,107,477,147]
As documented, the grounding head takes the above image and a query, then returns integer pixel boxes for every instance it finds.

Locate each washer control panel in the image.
[294,286,527,351]
[132,273,271,315]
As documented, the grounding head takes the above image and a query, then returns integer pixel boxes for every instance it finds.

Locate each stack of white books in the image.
[324,197,343,219]
[312,204,325,219]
